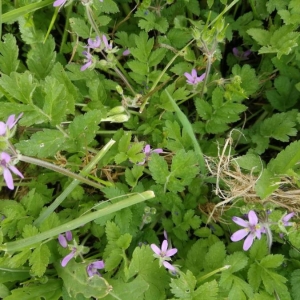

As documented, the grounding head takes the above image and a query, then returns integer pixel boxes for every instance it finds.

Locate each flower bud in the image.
[107,106,125,116]
[101,114,130,123]
[116,85,123,95]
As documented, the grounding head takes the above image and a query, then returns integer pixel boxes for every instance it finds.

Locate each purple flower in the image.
[184,69,206,85]
[102,35,113,51]
[122,49,130,56]
[80,51,93,71]
[139,144,163,165]
[87,260,105,277]
[232,47,251,60]
[53,0,67,8]
[231,210,262,251]
[0,113,23,136]
[282,212,295,226]
[58,231,76,267]
[87,36,101,49]
[0,152,24,190]
[151,240,177,271]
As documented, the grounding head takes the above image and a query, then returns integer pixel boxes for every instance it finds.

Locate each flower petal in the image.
[61,250,76,267]
[232,216,248,227]
[248,210,258,226]
[144,145,151,154]
[231,229,248,242]
[152,148,163,154]
[161,240,168,253]
[283,212,295,223]
[151,244,161,255]
[58,234,67,248]
[8,165,24,179]
[3,168,13,190]
[165,248,177,257]
[243,233,255,251]
[163,261,176,271]
[92,260,105,269]
[65,231,73,241]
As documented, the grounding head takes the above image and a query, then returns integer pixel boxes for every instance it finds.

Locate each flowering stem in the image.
[33,139,116,226]
[85,6,135,95]
[2,190,155,253]
[139,39,195,113]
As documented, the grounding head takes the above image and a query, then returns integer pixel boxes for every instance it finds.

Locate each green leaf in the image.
[224,252,249,273]
[69,18,90,39]
[56,260,111,299]
[259,111,297,142]
[170,270,197,299]
[203,241,226,271]
[27,37,56,79]
[29,244,50,277]
[15,129,66,158]
[291,269,300,300]
[8,250,31,268]
[266,76,300,111]
[95,0,119,13]
[148,153,170,185]
[42,76,67,125]
[148,48,167,67]
[0,71,37,104]
[127,245,169,299]
[193,280,219,300]
[247,28,271,46]
[0,34,19,74]
[125,165,144,188]
[260,254,284,268]
[65,110,101,152]
[4,279,62,300]
[268,140,300,175]
[130,31,153,63]
[100,277,149,300]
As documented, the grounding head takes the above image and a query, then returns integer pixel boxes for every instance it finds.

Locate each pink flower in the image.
[231,210,263,251]
[87,36,101,49]
[151,240,177,271]
[232,47,251,60]
[53,0,67,8]
[0,152,24,190]
[138,144,163,165]
[184,69,206,85]
[87,260,105,277]
[0,113,23,136]
[58,231,76,267]
[80,51,93,71]
[282,212,295,226]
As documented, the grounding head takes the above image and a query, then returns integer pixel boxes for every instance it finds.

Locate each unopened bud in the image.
[101,114,129,123]
[107,106,125,116]
[116,85,123,95]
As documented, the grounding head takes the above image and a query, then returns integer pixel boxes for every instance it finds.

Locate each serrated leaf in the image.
[4,279,62,300]
[170,270,197,298]
[0,34,19,74]
[148,153,169,185]
[224,252,249,273]
[0,71,37,104]
[29,244,50,277]
[193,280,218,300]
[8,250,31,268]
[130,31,153,63]
[291,269,300,300]
[125,165,144,188]
[260,254,284,268]
[65,110,101,152]
[247,28,271,46]
[22,224,39,238]
[27,37,56,79]
[148,48,167,67]
[42,76,67,125]
[127,245,169,299]
[203,241,226,271]
[16,129,66,158]
[69,18,90,39]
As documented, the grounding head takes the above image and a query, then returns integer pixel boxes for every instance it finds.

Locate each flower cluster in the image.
[58,231,105,277]
[151,233,177,272]
[81,34,117,71]
[230,210,295,251]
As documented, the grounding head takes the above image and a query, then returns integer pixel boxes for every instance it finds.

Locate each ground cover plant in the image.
[1,0,300,299]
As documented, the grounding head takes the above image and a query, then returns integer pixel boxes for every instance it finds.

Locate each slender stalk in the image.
[19,155,103,190]
[33,139,116,225]
[2,190,155,253]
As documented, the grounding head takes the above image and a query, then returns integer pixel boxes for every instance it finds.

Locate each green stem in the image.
[19,155,103,190]
[33,139,116,226]
[197,265,230,283]
[2,190,155,253]
[0,0,2,40]
[165,90,206,174]
[59,3,72,54]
